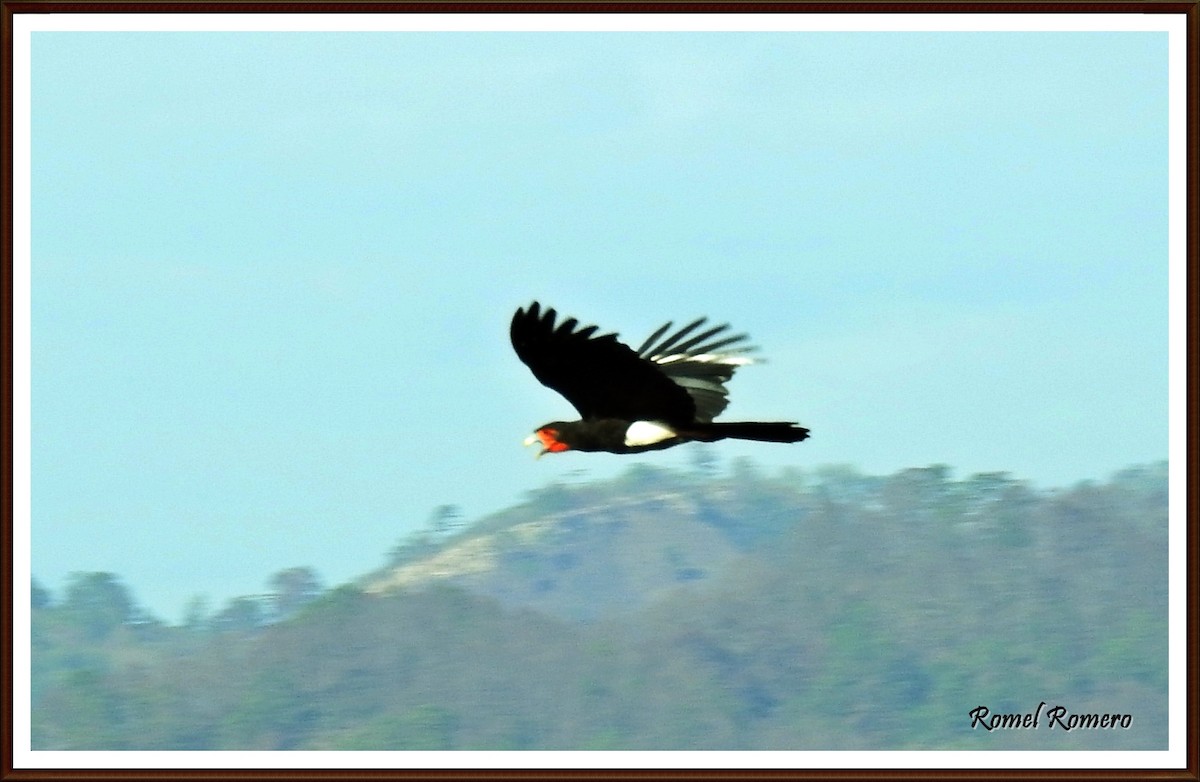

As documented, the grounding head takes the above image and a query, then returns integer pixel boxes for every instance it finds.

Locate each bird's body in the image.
[510,302,809,456]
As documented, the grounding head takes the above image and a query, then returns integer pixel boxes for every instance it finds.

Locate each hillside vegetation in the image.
[31,458,1169,750]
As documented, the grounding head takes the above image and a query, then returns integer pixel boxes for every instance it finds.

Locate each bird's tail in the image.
[684,421,810,444]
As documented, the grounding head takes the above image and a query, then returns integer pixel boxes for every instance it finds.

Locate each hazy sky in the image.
[27,27,1170,622]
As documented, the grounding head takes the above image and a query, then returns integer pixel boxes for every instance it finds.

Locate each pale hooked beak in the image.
[523,434,547,459]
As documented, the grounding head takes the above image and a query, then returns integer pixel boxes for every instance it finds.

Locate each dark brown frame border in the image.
[2,3,1195,780]
[0,2,1197,10]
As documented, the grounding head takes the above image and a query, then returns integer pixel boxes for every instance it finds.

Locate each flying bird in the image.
[511,302,810,457]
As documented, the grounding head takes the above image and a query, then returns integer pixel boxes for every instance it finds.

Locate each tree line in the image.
[31,459,1169,750]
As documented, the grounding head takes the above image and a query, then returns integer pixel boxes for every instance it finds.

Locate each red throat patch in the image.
[537,428,570,453]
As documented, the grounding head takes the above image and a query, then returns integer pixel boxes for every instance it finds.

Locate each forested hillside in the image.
[31,458,1169,750]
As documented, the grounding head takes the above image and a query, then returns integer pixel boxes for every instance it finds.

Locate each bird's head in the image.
[524,425,570,458]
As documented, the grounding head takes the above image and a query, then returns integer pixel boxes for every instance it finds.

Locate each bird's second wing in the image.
[635,317,758,423]
[511,302,697,423]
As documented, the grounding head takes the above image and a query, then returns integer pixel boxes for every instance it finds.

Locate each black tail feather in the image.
[685,421,810,444]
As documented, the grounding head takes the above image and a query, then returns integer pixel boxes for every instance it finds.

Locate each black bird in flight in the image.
[511,302,810,457]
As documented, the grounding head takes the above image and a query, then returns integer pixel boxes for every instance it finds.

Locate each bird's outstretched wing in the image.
[510,302,698,424]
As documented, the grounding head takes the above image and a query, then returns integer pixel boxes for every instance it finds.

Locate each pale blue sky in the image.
[30,31,1168,622]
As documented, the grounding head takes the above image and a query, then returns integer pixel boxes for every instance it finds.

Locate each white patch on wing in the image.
[656,353,755,365]
[624,420,678,447]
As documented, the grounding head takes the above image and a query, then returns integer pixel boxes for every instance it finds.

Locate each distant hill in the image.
[31,459,1169,750]
[362,468,747,619]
